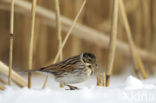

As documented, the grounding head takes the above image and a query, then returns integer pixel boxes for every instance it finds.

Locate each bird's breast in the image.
[54,67,92,85]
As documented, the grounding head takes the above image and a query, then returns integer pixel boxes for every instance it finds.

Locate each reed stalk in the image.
[97,72,106,86]
[55,0,63,61]
[119,0,141,79]
[8,0,14,86]
[119,0,148,79]
[102,72,106,86]
[28,0,37,88]
[54,0,64,88]
[106,0,119,87]
[0,61,27,87]
[53,0,86,63]
[42,0,87,89]
[96,72,102,86]
[42,0,63,89]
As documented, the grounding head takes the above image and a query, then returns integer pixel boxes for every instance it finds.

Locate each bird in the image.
[31,52,97,90]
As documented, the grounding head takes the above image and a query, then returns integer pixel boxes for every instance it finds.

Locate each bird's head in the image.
[81,52,97,72]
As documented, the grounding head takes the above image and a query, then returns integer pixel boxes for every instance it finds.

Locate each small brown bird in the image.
[33,53,97,90]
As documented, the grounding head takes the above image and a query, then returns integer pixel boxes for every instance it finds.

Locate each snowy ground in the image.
[0,72,156,103]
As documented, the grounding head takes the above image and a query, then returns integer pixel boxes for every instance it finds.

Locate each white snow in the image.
[0,74,156,103]
[124,75,156,90]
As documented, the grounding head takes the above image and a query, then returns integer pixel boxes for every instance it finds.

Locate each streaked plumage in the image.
[33,52,97,90]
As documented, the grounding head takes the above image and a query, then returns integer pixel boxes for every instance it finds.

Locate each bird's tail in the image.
[24,64,54,73]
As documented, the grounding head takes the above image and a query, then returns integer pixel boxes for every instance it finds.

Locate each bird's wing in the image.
[39,55,82,73]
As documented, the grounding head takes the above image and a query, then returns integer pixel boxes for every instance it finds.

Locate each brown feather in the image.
[39,54,81,72]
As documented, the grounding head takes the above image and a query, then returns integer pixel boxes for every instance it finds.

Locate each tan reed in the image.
[102,72,106,86]
[28,0,37,88]
[119,0,148,79]
[55,0,63,61]
[97,72,106,86]
[97,72,102,86]
[54,0,64,88]
[0,61,27,87]
[106,0,119,87]
[42,0,87,89]
[8,0,14,86]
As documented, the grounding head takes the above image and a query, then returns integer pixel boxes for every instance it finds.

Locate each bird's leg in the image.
[66,85,79,90]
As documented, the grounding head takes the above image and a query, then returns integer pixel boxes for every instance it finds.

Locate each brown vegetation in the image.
[0,0,155,89]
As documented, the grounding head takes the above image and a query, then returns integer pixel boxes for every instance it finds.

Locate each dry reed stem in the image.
[0,61,27,87]
[42,0,87,89]
[102,72,106,86]
[28,72,32,88]
[135,52,148,78]
[8,0,14,86]
[60,83,64,88]
[54,0,64,88]
[42,74,49,89]
[106,0,119,87]
[97,72,106,86]
[0,78,7,85]
[96,72,102,86]
[119,0,141,79]
[41,0,62,89]
[1,0,156,64]
[0,84,5,90]
[106,74,110,87]
[28,0,37,88]
[119,0,148,79]
[53,0,86,63]
[55,0,63,61]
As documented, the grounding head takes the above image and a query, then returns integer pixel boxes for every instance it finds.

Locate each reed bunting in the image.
[32,53,97,90]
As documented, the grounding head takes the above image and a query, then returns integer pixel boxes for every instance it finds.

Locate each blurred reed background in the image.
[0,0,156,75]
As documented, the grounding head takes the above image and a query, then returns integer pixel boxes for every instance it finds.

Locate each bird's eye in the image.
[88,58,91,62]
[88,65,91,68]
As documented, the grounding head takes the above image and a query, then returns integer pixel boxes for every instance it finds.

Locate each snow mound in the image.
[124,75,156,90]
